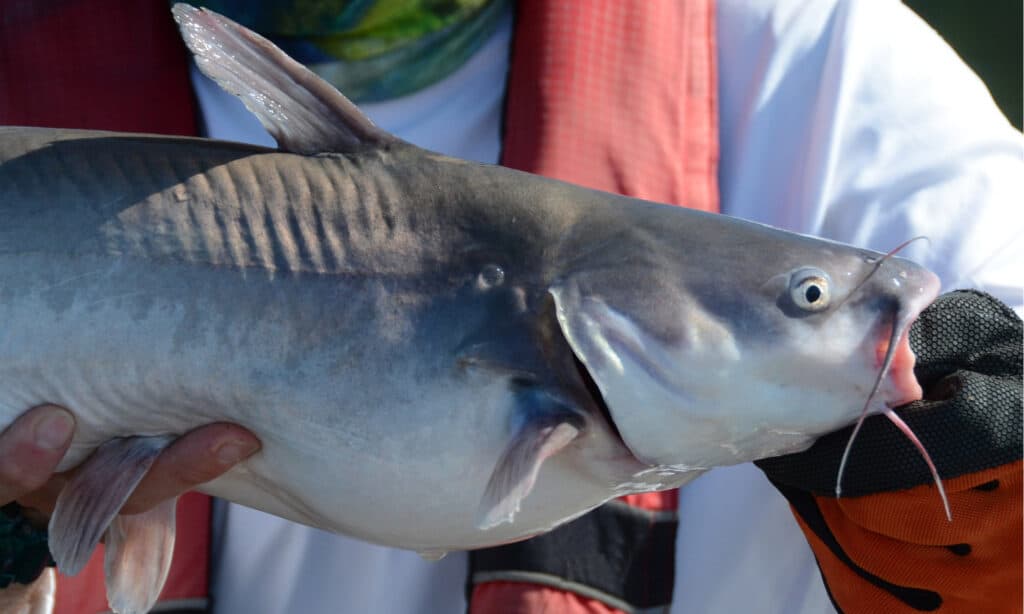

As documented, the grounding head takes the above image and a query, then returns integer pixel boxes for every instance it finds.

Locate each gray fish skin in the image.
[0,125,622,540]
[0,126,648,547]
[0,125,937,547]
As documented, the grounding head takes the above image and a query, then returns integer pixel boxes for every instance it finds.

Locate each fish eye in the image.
[477,264,505,290]
[789,269,831,312]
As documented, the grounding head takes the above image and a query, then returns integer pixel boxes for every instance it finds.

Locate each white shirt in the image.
[194,1,1023,612]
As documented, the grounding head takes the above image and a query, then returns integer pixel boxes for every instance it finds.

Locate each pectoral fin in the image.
[477,412,581,530]
[48,436,175,614]
[104,498,177,614]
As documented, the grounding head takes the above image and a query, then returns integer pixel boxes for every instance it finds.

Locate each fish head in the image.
[548,196,941,470]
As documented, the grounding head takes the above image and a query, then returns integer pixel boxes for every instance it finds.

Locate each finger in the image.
[0,405,75,505]
[17,475,68,518]
[119,423,260,515]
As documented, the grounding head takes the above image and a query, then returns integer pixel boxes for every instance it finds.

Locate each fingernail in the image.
[34,409,75,451]
[214,439,258,464]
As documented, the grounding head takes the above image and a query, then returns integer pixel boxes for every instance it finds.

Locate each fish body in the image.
[0,5,940,613]
[0,126,656,547]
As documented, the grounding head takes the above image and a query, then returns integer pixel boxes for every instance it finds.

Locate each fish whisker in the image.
[834,302,951,522]
[831,236,930,314]
[881,407,951,521]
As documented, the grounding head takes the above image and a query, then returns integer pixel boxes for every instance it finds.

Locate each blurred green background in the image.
[905,0,1022,130]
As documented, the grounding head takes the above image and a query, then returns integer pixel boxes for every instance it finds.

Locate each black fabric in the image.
[468,500,677,610]
[757,290,1022,496]
[0,503,53,588]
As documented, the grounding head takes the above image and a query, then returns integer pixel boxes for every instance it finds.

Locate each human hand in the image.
[757,290,1022,611]
[2,405,260,519]
[0,405,75,509]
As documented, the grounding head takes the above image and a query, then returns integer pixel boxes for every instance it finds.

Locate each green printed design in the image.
[191,0,507,102]
[319,0,491,60]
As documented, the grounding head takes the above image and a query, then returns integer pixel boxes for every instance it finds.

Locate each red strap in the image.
[477,0,719,611]
[0,0,197,133]
[470,581,627,614]
[618,491,681,511]
[501,0,719,213]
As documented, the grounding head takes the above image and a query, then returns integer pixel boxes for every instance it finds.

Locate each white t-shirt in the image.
[192,1,1023,612]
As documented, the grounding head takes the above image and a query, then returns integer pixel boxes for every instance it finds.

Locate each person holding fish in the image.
[0,1,1021,614]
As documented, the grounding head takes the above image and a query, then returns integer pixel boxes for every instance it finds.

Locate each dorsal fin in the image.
[172,3,396,154]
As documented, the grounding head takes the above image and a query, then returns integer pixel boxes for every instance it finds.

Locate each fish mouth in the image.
[877,270,942,408]
[879,327,923,407]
